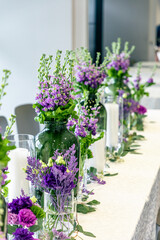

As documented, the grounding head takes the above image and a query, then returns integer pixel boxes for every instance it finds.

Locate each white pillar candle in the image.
[90,135,106,173]
[8,148,29,202]
[105,103,119,148]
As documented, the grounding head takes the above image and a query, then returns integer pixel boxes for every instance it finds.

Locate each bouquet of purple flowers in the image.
[26,145,78,239]
[73,47,106,96]
[103,38,135,95]
[7,193,45,240]
[33,50,77,124]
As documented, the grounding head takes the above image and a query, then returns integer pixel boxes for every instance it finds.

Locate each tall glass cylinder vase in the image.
[104,95,123,160]
[7,134,35,202]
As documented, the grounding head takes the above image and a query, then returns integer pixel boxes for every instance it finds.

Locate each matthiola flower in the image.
[123,98,139,114]
[74,64,106,90]
[67,106,98,138]
[18,208,37,227]
[107,52,130,73]
[13,228,34,240]
[35,74,74,113]
[133,75,141,90]
[8,196,32,214]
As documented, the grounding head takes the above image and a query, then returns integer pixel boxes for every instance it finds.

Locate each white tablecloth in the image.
[78,110,160,240]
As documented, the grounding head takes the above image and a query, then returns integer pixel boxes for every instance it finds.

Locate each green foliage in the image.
[7,225,19,234]
[0,134,16,169]
[4,114,16,137]
[30,205,46,219]
[29,225,42,232]
[0,69,11,107]
[33,98,78,124]
[106,132,144,162]
[77,203,96,214]
[76,224,96,238]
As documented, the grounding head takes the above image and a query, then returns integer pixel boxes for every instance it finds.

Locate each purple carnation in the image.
[8,212,19,225]
[18,208,37,227]
[136,105,147,115]
[13,228,34,240]
[8,196,33,214]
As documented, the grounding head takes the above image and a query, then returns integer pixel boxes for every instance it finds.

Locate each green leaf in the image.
[83,231,96,238]
[104,173,118,177]
[7,225,19,234]
[87,200,100,206]
[31,205,46,219]
[76,224,96,238]
[77,204,96,214]
[29,225,42,232]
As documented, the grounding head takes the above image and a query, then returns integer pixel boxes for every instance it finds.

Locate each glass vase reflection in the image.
[40,190,76,240]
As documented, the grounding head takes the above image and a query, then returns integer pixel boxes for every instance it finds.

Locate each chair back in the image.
[15,104,40,136]
[0,116,8,136]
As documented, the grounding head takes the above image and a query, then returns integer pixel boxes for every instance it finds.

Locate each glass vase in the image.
[40,190,76,240]
[104,95,124,161]
[7,134,35,202]
[35,121,80,201]
[35,121,79,164]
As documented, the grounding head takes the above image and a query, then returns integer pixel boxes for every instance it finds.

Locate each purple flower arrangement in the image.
[103,38,135,92]
[67,106,98,138]
[73,48,106,96]
[8,194,45,239]
[26,144,78,197]
[74,63,106,91]
[106,52,130,73]
[26,145,78,239]
[33,50,77,124]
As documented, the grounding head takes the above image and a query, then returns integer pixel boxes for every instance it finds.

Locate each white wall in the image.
[0,0,88,134]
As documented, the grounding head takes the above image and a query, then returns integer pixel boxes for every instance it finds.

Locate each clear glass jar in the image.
[39,190,76,240]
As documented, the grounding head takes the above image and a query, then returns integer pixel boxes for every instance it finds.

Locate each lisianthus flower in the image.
[8,196,32,214]
[13,228,34,240]
[18,208,37,227]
